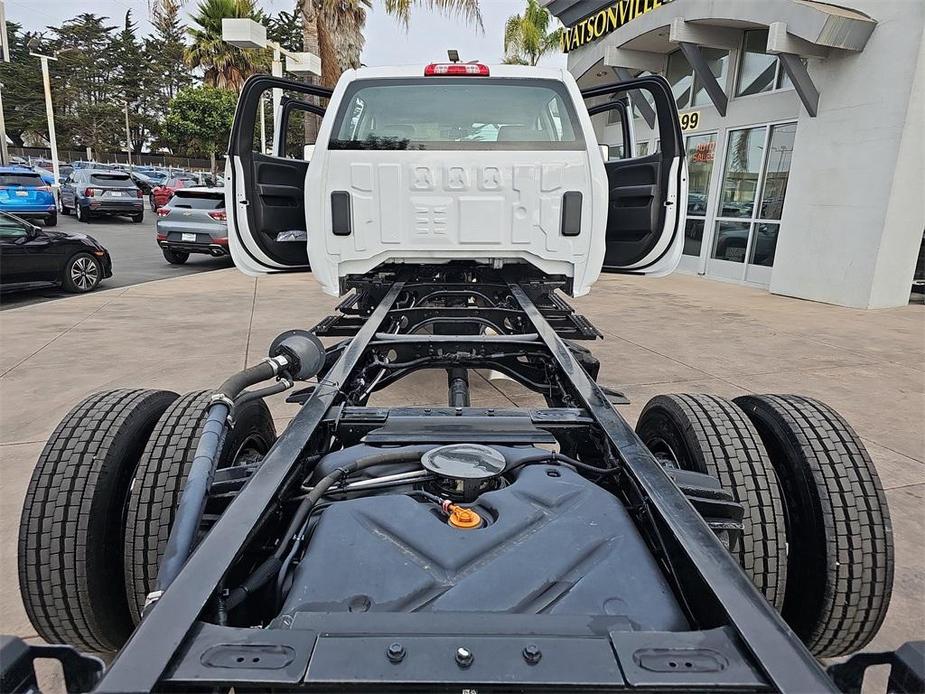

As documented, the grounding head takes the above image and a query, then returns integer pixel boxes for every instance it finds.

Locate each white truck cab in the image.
[226,63,687,297]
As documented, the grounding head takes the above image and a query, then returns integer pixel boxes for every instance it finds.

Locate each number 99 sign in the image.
[679,111,700,132]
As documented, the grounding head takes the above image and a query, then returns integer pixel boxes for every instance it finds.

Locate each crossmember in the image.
[96,266,835,693]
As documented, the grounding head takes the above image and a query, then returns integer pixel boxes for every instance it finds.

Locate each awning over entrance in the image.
[548,0,877,117]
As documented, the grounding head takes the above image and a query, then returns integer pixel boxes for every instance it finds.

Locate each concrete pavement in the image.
[0,269,922,659]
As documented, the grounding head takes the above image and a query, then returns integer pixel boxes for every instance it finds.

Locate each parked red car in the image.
[149,176,197,211]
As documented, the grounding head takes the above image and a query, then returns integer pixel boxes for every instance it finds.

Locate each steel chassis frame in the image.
[88,265,838,693]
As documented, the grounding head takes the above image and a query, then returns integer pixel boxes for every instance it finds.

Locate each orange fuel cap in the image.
[447,504,482,529]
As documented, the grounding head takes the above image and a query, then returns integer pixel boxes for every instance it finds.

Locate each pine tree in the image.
[49,14,122,153]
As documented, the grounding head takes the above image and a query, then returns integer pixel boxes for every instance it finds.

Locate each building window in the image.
[666,48,730,111]
[683,132,717,257]
[712,122,796,267]
[736,29,795,97]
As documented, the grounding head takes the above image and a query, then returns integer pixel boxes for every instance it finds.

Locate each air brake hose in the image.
[152,357,290,604]
[225,445,435,611]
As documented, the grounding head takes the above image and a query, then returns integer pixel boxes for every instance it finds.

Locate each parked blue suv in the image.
[0,167,57,226]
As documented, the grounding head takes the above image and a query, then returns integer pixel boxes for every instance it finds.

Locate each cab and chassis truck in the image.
[2,64,921,694]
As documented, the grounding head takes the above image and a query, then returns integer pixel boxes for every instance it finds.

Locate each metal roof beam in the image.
[604,47,668,74]
[767,21,830,58]
[777,52,819,116]
[669,18,740,51]
[613,66,657,130]
[677,41,728,116]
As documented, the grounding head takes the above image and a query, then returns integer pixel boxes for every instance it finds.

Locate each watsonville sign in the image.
[562,0,676,52]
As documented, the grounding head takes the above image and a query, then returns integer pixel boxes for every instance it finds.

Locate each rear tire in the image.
[162,248,189,265]
[735,394,894,658]
[44,211,57,227]
[76,203,90,223]
[59,198,70,215]
[18,389,178,653]
[636,394,787,610]
[131,212,143,224]
[124,391,276,621]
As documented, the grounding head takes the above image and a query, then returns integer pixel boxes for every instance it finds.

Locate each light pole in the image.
[27,41,79,187]
[30,50,60,186]
[124,102,132,169]
[221,18,319,154]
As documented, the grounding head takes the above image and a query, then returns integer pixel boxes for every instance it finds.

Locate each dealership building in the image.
[546,0,924,308]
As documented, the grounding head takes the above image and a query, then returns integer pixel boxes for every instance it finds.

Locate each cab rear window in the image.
[170,192,224,210]
[0,173,44,186]
[329,78,585,151]
[90,174,134,187]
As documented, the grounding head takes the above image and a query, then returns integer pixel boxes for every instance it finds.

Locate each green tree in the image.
[48,14,123,154]
[162,85,237,172]
[186,0,268,91]
[503,0,561,66]
[111,10,159,153]
[0,22,46,147]
[266,10,303,52]
[148,0,193,102]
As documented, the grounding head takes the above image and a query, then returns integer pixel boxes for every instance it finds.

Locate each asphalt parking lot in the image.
[0,270,922,684]
[0,210,232,310]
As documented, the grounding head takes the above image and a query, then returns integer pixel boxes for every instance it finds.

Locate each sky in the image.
[5,0,568,68]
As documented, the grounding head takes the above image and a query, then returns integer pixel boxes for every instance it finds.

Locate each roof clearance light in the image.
[424,63,490,76]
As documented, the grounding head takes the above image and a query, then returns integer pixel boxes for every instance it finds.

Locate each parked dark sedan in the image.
[0,210,113,293]
[59,169,144,223]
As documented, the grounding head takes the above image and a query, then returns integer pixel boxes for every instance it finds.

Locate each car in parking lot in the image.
[149,175,198,211]
[0,167,57,226]
[155,187,228,264]
[0,210,112,293]
[59,169,145,223]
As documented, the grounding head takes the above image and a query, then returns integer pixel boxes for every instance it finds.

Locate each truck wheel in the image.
[735,394,894,658]
[636,394,787,610]
[124,391,276,621]
[18,389,179,653]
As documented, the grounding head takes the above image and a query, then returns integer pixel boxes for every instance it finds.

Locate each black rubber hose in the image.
[155,401,230,595]
[155,360,283,597]
[234,378,292,408]
[218,359,280,401]
[507,451,619,476]
[226,446,433,611]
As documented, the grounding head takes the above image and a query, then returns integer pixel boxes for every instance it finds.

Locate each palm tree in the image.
[296,0,482,141]
[298,0,482,89]
[503,0,561,66]
[185,0,268,91]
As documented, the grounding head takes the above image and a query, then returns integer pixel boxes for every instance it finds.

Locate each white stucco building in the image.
[548,0,925,308]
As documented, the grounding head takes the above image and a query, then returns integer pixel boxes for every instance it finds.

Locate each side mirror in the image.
[599,144,610,161]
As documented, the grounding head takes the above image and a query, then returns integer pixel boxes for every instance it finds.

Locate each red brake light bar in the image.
[424,63,489,76]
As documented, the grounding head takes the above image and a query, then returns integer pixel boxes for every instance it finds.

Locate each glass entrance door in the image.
[678,132,717,273]
[706,122,796,285]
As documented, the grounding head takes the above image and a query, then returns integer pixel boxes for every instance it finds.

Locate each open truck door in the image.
[226,76,330,275]
[583,76,688,276]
